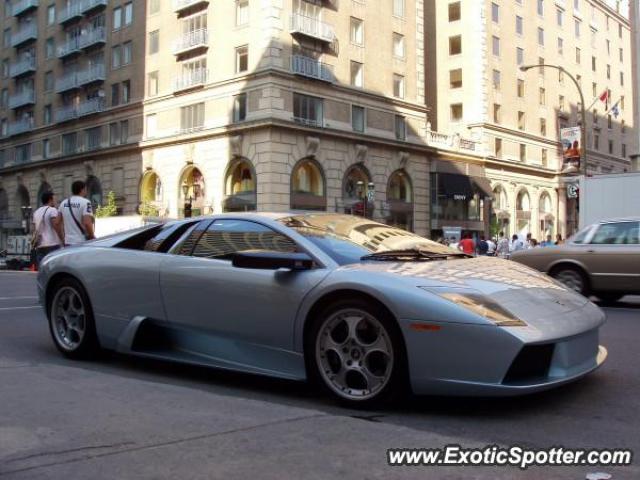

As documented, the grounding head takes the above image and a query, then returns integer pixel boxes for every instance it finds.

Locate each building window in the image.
[606,64,610,79]
[608,140,613,154]
[622,144,626,158]
[123,41,132,65]
[449,2,461,22]
[541,149,548,167]
[43,104,51,124]
[149,0,160,14]
[491,2,499,23]
[537,27,544,46]
[591,56,596,71]
[518,111,525,130]
[559,70,564,84]
[393,74,405,98]
[557,8,563,26]
[291,159,326,211]
[352,105,365,132]
[350,17,363,45]
[86,126,101,151]
[620,72,624,86]
[3,28,10,49]
[493,103,501,123]
[516,15,523,35]
[350,61,363,88]
[180,103,205,132]
[112,45,122,68]
[557,37,563,55]
[395,115,406,140]
[122,80,131,103]
[575,19,580,37]
[113,6,122,30]
[519,144,526,162]
[491,36,500,56]
[450,103,463,122]
[559,95,565,110]
[62,133,77,155]
[517,79,525,97]
[537,0,544,16]
[293,93,323,127]
[47,4,55,24]
[15,144,31,163]
[392,33,405,58]
[619,48,623,62]
[594,134,599,150]
[109,123,119,145]
[540,118,547,136]
[45,37,54,59]
[236,0,249,26]
[608,115,612,129]
[44,71,54,91]
[450,35,462,55]
[539,87,546,105]
[120,120,129,144]
[575,47,581,63]
[492,69,500,89]
[516,47,524,65]
[449,68,462,89]
[0,88,6,108]
[235,45,248,73]
[393,0,404,17]
[146,114,157,138]
[233,93,247,122]
[495,138,502,158]
[111,84,120,106]
[149,30,159,55]
[43,139,50,159]
[124,2,133,26]
[147,71,158,97]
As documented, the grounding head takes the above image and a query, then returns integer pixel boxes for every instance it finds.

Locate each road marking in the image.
[0,296,38,300]
[0,306,40,311]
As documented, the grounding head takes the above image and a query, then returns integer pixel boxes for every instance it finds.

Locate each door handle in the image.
[586,249,595,253]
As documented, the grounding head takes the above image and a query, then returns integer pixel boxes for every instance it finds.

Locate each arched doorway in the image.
[0,188,8,219]
[179,166,205,217]
[139,171,163,216]
[291,158,326,211]
[539,192,554,239]
[491,185,510,236]
[386,170,413,231]
[515,189,531,235]
[342,164,373,217]
[36,182,52,206]
[223,159,256,212]
[86,176,103,210]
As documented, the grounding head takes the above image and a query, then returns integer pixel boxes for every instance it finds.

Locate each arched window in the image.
[539,192,552,213]
[386,170,413,231]
[491,185,510,236]
[291,158,326,211]
[223,159,256,212]
[15,185,30,218]
[492,186,508,211]
[516,189,531,234]
[141,171,163,204]
[342,165,373,217]
[0,188,8,218]
[37,182,52,206]
[179,167,206,217]
[516,190,530,211]
[86,176,103,209]
[539,192,554,237]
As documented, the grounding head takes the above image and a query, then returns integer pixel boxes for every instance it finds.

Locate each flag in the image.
[598,89,609,105]
[610,100,621,119]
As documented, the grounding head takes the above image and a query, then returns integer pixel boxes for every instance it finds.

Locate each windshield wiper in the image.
[360,248,471,261]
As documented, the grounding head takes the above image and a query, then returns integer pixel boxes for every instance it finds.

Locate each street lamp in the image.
[519,64,587,177]
[356,180,375,218]
[21,205,32,234]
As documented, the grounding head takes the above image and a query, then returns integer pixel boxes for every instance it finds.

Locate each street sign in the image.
[567,184,579,199]
[367,190,375,202]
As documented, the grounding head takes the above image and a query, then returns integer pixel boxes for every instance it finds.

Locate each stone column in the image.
[557,186,567,240]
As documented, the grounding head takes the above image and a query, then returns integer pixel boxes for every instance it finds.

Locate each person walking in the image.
[476,235,489,256]
[59,181,96,246]
[496,232,510,258]
[31,191,64,268]
[458,233,475,255]
[541,234,553,247]
[486,236,496,256]
[555,234,564,245]
[510,234,524,254]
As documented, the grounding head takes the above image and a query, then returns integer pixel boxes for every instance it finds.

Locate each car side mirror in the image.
[232,250,314,271]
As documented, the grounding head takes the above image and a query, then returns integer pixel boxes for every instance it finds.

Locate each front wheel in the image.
[307,299,406,407]
[551,266,589,296]
[48,278,100,359]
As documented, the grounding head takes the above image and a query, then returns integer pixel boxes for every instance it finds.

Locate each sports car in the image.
[37,213,607,406]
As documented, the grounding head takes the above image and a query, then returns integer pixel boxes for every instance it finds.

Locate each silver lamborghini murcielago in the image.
[38,213,607,406]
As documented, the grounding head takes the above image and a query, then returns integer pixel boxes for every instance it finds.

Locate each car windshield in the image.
[278,214,460,265]
[568,224,596,244]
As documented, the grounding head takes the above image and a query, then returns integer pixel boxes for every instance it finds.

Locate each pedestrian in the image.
[555,233,564,245]
[541,234,553,247]
[59,180,96,246]
[476,235,489,256]
[496,232,510,258]
[31,191,65,268]
[525,233,533,249]
[510,234,524,254]
[448,236,459,250]
[486,236,496,256]
[458,233,475,255]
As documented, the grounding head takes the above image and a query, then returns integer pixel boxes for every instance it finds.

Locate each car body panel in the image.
[38,212,608,397]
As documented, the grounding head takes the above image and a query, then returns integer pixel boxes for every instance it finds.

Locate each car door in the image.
[159,218,330,367]
[585,221,640,292]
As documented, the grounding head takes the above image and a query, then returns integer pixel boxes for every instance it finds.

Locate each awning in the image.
[471,176,493,199]
[437,173,492,200]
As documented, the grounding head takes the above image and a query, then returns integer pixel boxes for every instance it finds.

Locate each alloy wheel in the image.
[51,286,87,351]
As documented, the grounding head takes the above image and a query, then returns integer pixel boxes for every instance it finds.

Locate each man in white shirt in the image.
[486,237,497,256]
[59,180,96,246]
[32,191,65,267]
[510,234,524,254]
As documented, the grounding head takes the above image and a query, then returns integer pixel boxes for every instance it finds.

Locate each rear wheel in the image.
[307,298,406,407]
[48,278,100,359]
[551,266,589,296]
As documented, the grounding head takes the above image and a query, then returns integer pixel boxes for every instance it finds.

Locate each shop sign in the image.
[567,184,579,199]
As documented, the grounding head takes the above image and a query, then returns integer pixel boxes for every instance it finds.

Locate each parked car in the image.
[38,213,607,406]
[0,250,7,270]
[512,218,640,303]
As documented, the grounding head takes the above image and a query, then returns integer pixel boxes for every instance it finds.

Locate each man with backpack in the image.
[59,181,96,246]
[31,191,65,268]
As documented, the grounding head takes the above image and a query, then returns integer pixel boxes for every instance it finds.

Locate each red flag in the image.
[598,89,609,104]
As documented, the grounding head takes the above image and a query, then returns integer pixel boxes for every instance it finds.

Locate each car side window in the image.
[144,221,198,253]
[590,222,639,245]
[169,220,213,256]
[191,219,298,260]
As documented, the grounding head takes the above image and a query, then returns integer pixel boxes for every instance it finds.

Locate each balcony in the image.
[173,29,209,55]
[12,0,38,16]
[58,2,82,24]
[173,0,209,14]
[77,64,106,86]
[9,57,36,78]
[10,24,37,48]
[77,98,105,117]
[57,38,81,58]
[173,69,209,92]
[8,118,34,136]
[55,105,78,123]
[289,14,336,43]
[8,89,35,109]
[81,0,107,14]
[77,27,106,49]
[55,73,79,93]
[291,55,334,82]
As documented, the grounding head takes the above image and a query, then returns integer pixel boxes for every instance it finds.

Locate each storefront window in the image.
[516,189,531,234]
[223,159,256,212]
[291,158,326,211]
[180,167,205,217]
[342,165,373,217]
[387,170,413,231]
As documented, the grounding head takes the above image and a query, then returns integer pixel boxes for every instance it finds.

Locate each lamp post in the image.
[182,181,201,218]
[356,180,375,218]
[21,205,32,234]
[519,64,587,177]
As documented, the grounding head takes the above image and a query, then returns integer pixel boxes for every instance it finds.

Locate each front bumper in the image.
[401,318,607,396]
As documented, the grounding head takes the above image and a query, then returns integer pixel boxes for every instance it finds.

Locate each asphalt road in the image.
[0,271,639,480]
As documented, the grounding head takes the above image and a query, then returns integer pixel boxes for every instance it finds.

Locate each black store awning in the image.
[437,173,492,200]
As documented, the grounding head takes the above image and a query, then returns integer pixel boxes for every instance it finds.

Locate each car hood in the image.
[339,257,598,328]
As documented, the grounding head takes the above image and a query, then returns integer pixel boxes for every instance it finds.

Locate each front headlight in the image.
[418,287,527,327]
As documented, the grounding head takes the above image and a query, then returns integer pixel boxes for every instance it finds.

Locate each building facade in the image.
[425,0,637,239]
[632,0,640,168]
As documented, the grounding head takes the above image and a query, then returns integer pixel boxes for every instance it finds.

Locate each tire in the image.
[305,298,407,408]
[596,292,624,305]
[551,266,589,296]
[47,277,100,359]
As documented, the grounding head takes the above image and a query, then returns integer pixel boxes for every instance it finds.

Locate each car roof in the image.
[599,217,640,224]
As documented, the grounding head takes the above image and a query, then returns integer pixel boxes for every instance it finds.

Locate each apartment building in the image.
[426,0,638,238]
[632,0,640,169]
[1,0,448,243]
